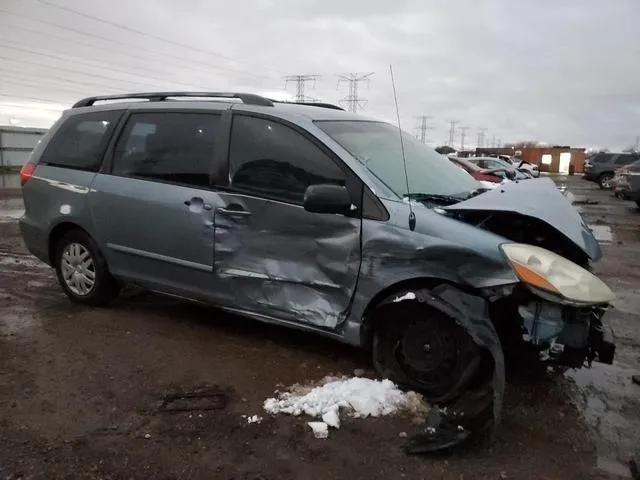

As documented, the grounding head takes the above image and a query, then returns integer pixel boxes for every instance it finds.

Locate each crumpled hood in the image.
[443,177,602,261]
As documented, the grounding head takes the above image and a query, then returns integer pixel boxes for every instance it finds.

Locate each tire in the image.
[636,199,640,209]
[598,173,614,189]
[372,302,484,405]
[54,229,120,306]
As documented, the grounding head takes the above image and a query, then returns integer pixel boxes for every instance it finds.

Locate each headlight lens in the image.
[501,243,615,304]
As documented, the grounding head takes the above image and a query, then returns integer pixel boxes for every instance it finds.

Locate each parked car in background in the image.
[613,159,640,204]
[448,156,516,183]
[499,155,540,178]
[467,157,532,180]
[19,91,616,449]
[583,152,640,189]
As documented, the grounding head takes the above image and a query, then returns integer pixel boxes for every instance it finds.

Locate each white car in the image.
[499,155,540,177]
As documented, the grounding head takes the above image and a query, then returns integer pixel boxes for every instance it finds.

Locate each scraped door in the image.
[212,113,362,329]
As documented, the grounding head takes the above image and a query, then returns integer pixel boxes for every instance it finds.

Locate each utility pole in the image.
[284,74,320,102]
[415,115,433,144]
[634,135,640,152]
[460,126,469,151]
[448,120,458,148]
[477,128,487,148]
[337,73,374,112]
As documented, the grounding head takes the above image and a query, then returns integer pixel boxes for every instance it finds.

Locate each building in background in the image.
[0,126,48,169]
[476,146,587,174]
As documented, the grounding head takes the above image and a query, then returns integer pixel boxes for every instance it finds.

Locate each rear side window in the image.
[614,154,634,165]
[228,115,347,204]
[112,112,220,188]
[39,110,121,171]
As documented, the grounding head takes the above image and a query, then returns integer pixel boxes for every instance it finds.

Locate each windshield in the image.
[316,120,479,199]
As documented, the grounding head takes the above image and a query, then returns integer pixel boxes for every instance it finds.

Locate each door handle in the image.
[216,207,252,217]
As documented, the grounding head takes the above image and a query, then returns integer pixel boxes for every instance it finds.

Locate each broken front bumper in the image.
[518,299,615,367]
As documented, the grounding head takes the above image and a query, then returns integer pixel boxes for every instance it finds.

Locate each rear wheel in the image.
[372,302,484,404]
[54,229,120,306]
[598,173,614,189]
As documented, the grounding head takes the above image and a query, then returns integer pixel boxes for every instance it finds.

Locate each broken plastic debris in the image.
[307,421,329,439]
[322,409,340,429]
[144,433,151,439]
[393,292,417,303]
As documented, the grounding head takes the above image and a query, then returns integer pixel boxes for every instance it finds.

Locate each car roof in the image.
[66,96,374,122]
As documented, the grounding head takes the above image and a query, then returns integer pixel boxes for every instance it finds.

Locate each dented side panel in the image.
[343,200,518,343]
[212,192,361,328]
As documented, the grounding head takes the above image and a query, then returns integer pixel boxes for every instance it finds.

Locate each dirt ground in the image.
[0,175,638,480]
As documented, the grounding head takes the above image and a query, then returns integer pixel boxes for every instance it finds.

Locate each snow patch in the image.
[246,414,263,424]
[588,224,614,244]
[307,421,329,439]
[263,376,428,432]
[479,181,499,190]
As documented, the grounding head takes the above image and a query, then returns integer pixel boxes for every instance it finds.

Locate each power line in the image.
[0,22,263,85]
[0,54,184,92]
[1,71,131,97]
[0,41,208,91]
[0,9,270,82]
[459,126,469,151]
[0,93,70,106]
[447,120,458,147]
[284,75,320,102]
[477,128,487,148]
[337,73,374,113]
[31,0,281,76]
[415,115,433,144]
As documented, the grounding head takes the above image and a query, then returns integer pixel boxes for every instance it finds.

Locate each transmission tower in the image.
[447,120,458,147]
[477,128,487,148]
[491,135,497,148]
[415,115,433,144]
[460,126,469,151]
[337,73,374,112]
[497,138,502,148]
[284,74,320,102]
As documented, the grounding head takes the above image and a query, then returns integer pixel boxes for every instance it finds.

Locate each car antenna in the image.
[390,64,416,231]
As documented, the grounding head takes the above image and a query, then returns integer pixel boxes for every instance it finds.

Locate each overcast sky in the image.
[1,0,639,150]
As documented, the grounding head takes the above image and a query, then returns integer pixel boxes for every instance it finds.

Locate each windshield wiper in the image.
[403,193,465,206]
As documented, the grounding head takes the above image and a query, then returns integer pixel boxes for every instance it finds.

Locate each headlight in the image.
[501,243,615,305]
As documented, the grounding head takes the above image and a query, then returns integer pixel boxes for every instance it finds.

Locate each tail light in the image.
[19,163,36,186]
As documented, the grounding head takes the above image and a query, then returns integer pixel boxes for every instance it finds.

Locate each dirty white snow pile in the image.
[263,376,428,437]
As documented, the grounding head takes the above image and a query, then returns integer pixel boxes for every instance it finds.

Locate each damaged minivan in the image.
[19,92,616,447]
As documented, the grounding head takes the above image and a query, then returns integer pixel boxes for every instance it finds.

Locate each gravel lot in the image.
[0,175,638,479]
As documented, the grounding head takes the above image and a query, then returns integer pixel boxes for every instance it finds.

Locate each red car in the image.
[448,156,514,183]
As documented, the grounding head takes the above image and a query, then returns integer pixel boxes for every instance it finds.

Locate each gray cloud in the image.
[1,0,639,149]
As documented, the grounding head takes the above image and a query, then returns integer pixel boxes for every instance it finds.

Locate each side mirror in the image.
[303,184,352,215]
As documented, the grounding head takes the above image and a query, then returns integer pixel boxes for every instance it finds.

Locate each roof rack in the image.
[273,101,344,111]
[72,92,274,108]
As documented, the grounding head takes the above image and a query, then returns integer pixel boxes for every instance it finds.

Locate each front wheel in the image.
[54,229,120,306]
[372,303,484,404]
[598,173,614,189]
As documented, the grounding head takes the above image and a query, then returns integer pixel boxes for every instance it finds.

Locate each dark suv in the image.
[19,91,616,447]
[583,152,640,188]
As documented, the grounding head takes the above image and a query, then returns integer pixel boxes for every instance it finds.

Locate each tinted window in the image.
[40,110,121,171]
[112,112,219,188]
[229,115,347,204]
[614,154,635,165]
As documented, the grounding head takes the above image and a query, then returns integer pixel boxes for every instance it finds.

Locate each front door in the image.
[90,110,226,300]
[213,113,362,329]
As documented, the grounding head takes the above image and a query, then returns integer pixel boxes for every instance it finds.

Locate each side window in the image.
[112,112,220,188]
[229,115,347,204]
[614,154,632,165]
[40,110,121,171]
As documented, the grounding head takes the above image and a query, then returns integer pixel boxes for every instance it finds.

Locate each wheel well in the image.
[48,222,87,264]
[359,278,476,349]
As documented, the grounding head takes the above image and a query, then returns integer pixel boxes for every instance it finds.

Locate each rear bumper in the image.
[19,218,51,266]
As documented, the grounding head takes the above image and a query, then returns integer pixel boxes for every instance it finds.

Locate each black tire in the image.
[54,229,120,306]
[636,199,640,209]
[598,173,614,189]
[372,302,484,405]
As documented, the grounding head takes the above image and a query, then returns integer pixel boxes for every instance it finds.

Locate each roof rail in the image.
[72,92,274,108]
[273,100,344,111]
